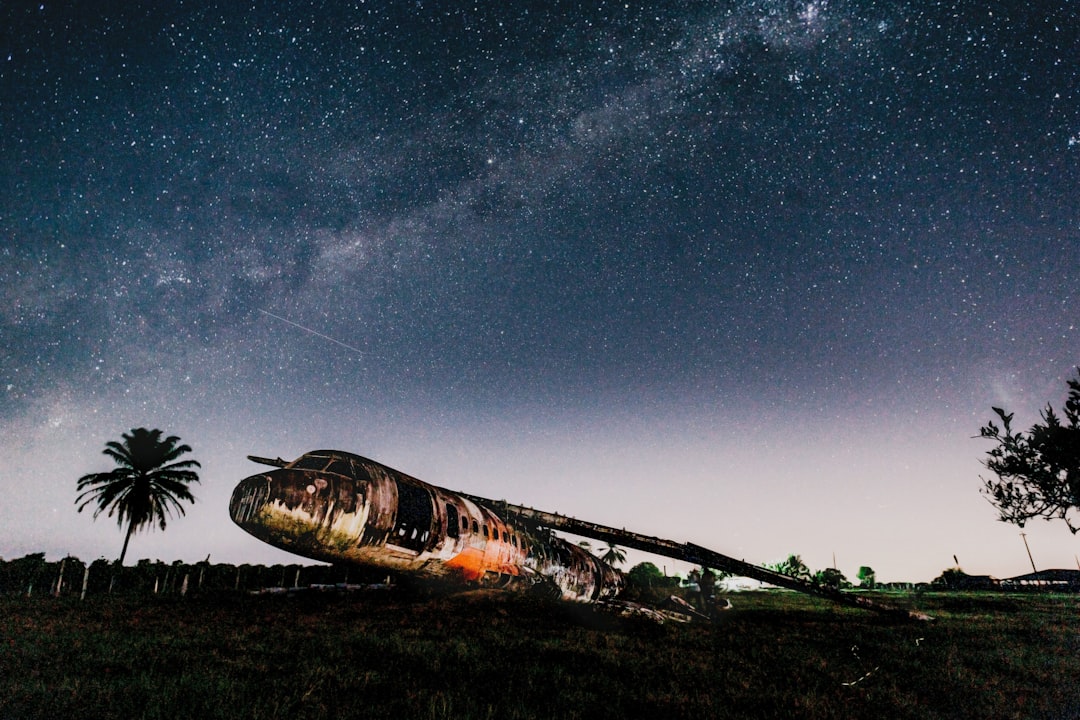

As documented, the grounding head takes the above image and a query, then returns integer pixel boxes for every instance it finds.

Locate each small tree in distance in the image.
[768,554,812,582]
[856,566,876,589]
[978,369,1080,533]
[814,567,850,590]
[627,561,664,588]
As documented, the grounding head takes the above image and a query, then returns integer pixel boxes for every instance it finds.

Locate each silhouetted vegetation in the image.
[76,428,202,563]
[626,561,664,587]
[930,567,1000,591]
[766,553,812,581]
[814,567,851,590]
[0,554,387,599]
[979,368,1080,532]
[766,555,851,589]
[600,542,627,567]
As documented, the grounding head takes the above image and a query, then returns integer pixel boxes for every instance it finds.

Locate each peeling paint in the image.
[230,449,930,620]
[230,450,623,602]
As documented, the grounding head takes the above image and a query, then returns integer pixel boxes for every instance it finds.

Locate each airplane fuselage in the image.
[229,450,623,602]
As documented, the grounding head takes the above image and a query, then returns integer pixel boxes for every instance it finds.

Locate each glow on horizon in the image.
[3,378,1078,586]
[1,2,1077,587]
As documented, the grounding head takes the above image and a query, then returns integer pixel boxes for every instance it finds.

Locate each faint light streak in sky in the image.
[258,309,365,355]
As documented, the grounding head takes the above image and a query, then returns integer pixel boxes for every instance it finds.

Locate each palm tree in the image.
[600,542,627,567]
[76,428,201,565]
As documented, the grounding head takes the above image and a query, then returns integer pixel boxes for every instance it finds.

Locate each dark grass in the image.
[1,589,1078,719]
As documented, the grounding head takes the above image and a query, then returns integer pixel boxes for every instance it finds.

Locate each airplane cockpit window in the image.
[326,460,353,477]
[291,456,331,471]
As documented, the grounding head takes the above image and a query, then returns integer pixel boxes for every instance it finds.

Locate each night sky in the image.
[2,1,1077,582]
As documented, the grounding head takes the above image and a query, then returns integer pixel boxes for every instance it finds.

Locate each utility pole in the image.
[1020,532,1040,586]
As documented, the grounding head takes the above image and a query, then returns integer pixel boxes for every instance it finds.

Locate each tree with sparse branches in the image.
[978,369,1080,533]
[76,428,201,565]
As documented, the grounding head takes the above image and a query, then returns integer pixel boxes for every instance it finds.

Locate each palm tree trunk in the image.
[119,521,136,565]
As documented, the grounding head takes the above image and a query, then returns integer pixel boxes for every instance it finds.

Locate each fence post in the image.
[54,558,67,597]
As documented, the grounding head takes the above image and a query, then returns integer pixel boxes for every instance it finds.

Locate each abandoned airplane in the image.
[229,449,931,620]
[229,449,623,602]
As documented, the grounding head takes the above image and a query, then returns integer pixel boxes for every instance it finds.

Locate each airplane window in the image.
[460,514,469,533]
[327,460,352,476]
[390,480,434,553]
[483,525,489,538]
[292,457,330,471]
[472,520,479,534]
[446,504,460,539]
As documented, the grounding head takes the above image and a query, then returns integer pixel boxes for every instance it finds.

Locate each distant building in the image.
[931,569,1000,590]
[1002,569,1080,591]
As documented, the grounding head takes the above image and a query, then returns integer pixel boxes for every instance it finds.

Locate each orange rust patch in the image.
[445,547,487,581]
[446,546,522,581]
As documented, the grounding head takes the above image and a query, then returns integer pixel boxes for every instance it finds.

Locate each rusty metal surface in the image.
[475,497,932,621]
[231,449,928,619]
[229,450,623,602]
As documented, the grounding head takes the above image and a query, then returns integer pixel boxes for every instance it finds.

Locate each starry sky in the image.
[2,1,1078,583]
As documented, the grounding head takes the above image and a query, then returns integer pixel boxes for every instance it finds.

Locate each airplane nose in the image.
[229,468,370,562]
[229,469,318,530]
[229,473,273,527]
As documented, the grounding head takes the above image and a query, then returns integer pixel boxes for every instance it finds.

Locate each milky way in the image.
[1,1,1077,580]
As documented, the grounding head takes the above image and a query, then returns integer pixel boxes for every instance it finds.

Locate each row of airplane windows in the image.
[449,507,531,553]
[448,513,575,566]
[457,513,521,547]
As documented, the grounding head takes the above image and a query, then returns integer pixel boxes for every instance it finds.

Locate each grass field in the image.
[1,588,1077,719]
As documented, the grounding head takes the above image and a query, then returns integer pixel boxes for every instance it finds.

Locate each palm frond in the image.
[75,427,201,563]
